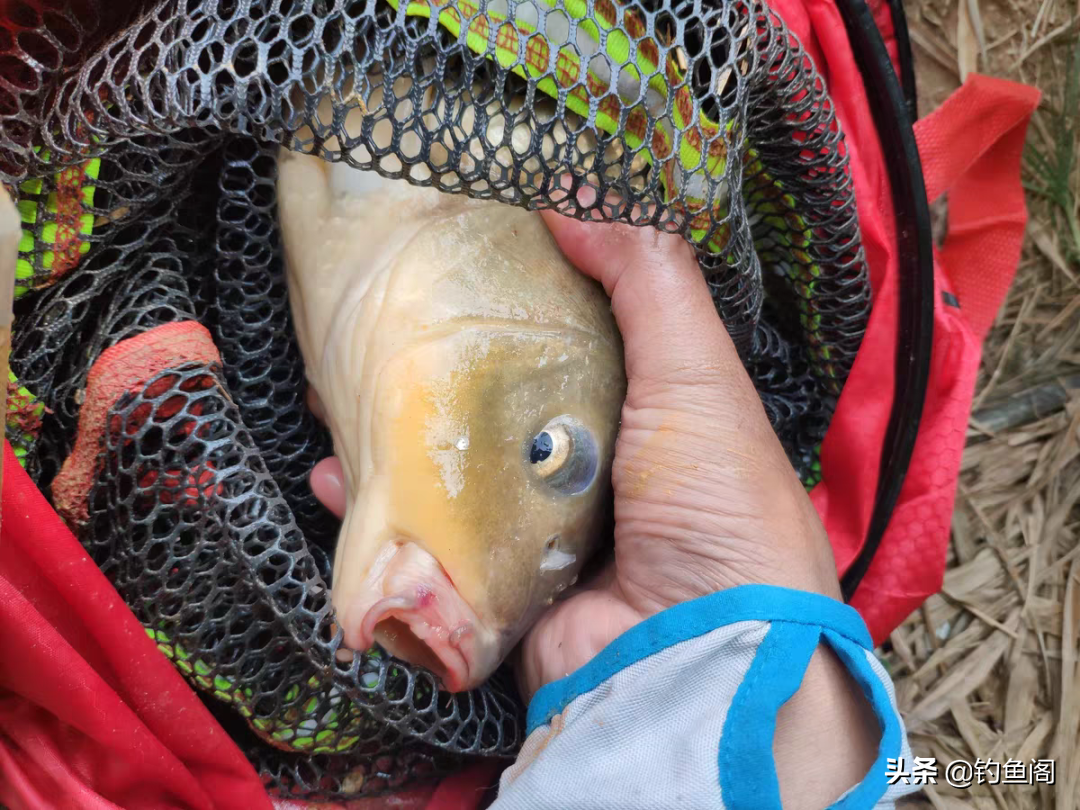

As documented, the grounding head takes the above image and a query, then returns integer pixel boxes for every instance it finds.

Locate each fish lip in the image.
[347,590,477,693]
[358,594,416,647]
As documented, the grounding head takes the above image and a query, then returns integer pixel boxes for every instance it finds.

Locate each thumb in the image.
[539,211,757,401]
[310,456,347,520]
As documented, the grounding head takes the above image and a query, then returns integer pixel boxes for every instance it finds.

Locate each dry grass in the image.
[887,0,1080,807]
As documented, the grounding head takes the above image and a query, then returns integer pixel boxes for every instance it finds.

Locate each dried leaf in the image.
[1051,557,1080,810]
[907,614,1019,728]
[1017,712,1054,762]
[958,0,981,81]
[910,23,961,77]
[1004,626,1041,742]
[950,699,994,755]
[952,508,979,565]
[942,548,1007,601]
[1028,219,1080,288]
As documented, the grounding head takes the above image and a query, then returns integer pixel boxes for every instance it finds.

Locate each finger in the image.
[542,209,789,478]
[539,209,750,395]
[310,456,347,519]
[516,575,643,702]
[543,212,831,574]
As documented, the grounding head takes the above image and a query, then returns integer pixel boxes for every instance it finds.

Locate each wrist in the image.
[615,516,842,617]
[774,645,881,809]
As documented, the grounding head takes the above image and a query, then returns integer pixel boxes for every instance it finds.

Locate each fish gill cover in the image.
[0,0,868,800]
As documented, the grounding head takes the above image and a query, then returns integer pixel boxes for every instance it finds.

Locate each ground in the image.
[886,0,1080,808]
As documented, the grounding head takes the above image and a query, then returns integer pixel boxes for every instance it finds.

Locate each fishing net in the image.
[1,0,868,800]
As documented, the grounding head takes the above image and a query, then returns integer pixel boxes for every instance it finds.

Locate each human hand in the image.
[515,212,879,810]
[308,212,878,809]
[515,211,844,698]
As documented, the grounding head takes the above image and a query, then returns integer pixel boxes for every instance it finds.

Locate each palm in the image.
[512,211,827,673]
[516,396,793,698]
[516,565,642,700]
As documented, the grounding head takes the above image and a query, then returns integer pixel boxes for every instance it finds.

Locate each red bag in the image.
[0,0,1040,806]
[843,75,1041,640]
[768,0,1040,642]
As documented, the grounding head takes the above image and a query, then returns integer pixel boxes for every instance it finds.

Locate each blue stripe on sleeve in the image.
[526,584,872,734]
[716,621,821,810]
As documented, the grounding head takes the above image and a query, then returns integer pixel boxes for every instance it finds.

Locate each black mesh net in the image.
[2,0,868,801]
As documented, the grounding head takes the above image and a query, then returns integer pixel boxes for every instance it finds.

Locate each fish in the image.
[276,91,627,693]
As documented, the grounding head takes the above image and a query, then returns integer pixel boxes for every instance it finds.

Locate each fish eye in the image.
[526,418,598,494]
[530,431,556,463]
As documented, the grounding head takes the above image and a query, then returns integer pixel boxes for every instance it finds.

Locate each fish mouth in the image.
[337,542,492,693]
[353,591,476,693]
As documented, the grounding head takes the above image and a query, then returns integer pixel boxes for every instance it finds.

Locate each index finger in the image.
[539,209,761,404]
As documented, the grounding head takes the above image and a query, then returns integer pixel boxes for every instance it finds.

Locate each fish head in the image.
[277,153,627,693]
[332,320,624,692]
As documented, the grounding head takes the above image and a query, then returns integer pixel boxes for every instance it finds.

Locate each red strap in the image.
[915,74,1039,339]
[52,321,221,525]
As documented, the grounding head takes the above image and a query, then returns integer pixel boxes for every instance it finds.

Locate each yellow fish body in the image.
[278,143,625,692]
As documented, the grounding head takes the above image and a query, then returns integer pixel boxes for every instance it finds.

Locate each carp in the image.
[277,99,626,692]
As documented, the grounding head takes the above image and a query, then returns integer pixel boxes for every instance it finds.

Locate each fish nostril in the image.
[540,535,576,572]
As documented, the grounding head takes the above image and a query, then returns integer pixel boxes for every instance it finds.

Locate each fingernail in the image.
[311,456,347,519]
